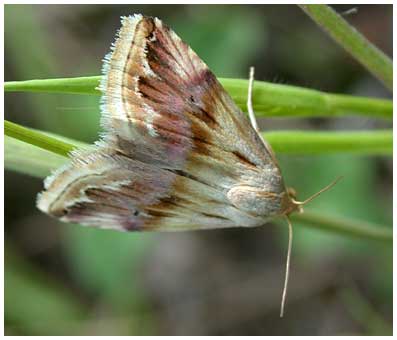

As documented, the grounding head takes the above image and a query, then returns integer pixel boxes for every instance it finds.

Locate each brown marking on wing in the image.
[139,51,219,130]
[142,168,232,229]
[145,208,176,218]
[257,191,280,199]
[232,151,257,167]
[201,212,229,220]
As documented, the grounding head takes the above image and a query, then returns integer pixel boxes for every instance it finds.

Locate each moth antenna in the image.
[247,66,259,132]
[280,215,293,318]
[246,66,279,163]
[292,176,343,206]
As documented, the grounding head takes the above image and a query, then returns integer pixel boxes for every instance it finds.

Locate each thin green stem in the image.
[4,120,75,157]
[291,210,392,243]
[225,78,392,120]
[4,76,392,120]
[263,130,392,155]
[5,76,101,95]
[300,5,393,91]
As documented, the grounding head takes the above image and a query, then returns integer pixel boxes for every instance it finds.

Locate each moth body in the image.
[37,14,299,231]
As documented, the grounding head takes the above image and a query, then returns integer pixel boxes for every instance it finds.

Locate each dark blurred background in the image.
[4,4,392,335]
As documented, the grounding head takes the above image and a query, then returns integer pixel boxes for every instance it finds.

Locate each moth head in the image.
[283,176,343,216]
[282,187,303,215]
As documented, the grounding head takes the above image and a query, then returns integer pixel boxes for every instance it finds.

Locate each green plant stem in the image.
[4,76,392,120]
[5,120,392,156]
[5,120,75,157]
[223,78,391,120]
[291,210,392,242]
[5,76,101,95]
[300,4,393,91]
[263,130,392,155]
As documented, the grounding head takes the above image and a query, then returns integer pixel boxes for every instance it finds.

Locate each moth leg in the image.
[247,66,259,132]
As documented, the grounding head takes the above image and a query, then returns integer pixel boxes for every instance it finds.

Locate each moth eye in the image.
[62,209,68,216]
[133,210,139,216]
[189,95,195,103]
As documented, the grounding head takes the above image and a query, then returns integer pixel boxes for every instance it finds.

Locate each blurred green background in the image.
[4,4,392,335]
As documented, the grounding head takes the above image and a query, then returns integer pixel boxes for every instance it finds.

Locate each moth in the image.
[37,14,338,316]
